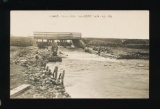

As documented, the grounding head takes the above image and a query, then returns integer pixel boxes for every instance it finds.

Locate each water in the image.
[47,49,149,98]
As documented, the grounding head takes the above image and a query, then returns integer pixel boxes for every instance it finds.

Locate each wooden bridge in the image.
[33,32,86,48]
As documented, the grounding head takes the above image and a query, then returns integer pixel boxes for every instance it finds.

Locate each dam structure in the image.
[33,32,86,48]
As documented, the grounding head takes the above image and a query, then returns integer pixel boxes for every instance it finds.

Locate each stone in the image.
[138,64,144,67]
[55,86,63,90]
[39,86,46,90]
[33,94,45,98]
[61,89,66,93]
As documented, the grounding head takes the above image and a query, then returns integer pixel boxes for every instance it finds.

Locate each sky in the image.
[11,10,149,39]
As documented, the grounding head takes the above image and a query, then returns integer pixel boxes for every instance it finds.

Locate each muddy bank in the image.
[84,45,149,59]
[10,46,71,98]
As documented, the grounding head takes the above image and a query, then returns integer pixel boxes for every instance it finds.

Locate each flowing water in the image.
[47,48,149,98]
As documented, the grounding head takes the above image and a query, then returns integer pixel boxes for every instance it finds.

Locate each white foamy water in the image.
[63,51,123,62]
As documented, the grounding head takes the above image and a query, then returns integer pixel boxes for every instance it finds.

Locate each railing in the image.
[33,32,81,39]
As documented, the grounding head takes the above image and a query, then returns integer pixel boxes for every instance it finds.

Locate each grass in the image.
[10,37,34,46]
[82,38,149,59]
[83,38,149,49]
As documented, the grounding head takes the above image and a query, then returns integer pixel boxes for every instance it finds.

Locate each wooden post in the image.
[58,73,62,80]
[44,62,46,68]
[46,66,49,71]
[37,39,38,45]
[49,69,51,75]
[52,71,54,77]
[60,40,62,46]
[61,70,65,85]
[53,66,58,79]
[47,39,49,45]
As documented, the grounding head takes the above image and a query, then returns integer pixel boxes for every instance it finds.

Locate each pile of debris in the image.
[47,56,62,62]
[117,52,149,59]
[23,66,70,98]
[12,47,70,98]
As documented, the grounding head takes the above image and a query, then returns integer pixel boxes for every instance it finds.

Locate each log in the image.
[10,84,30,98]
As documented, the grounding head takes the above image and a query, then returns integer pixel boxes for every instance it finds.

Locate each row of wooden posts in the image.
[36,39,69,46]
[45,66,65,85]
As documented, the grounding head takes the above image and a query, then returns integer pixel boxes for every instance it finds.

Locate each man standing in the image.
[51,42,58,56]
[98,46,101,56]
[35,51,39,66]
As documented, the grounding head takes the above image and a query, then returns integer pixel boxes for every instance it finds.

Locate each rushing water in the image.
[47,48,149,98]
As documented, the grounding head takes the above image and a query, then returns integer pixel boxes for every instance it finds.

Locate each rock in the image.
[56,81,62,85]
[29,76,35,81]
[52,93,56,97]
[48,88,54,92]
[61,89,66,93]
[41,74,46,79]
[51,80,57,84]
[45,80,51,84]
[33,94,45,98]
[138,64,144,67]
[24,80,28,82]
[23,74,28,77]
[55,86,63,90]
[64,93,70,97]
[39,86,46,90]
[50,75,54,78]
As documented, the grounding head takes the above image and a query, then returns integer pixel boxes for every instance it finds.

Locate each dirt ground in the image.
[10,46,35,90]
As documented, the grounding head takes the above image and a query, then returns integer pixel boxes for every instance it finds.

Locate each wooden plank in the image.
[10,84,30,98]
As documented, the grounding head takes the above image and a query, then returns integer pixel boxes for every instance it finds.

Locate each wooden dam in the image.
[33,32,86,48]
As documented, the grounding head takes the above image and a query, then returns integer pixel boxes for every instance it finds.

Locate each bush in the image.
[117,52,149,59]
[84,47,92,53]
[10,37,33,46]
[37,43,48,48]
[124,44,149,49]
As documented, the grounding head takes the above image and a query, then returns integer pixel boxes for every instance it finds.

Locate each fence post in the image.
[53,66,58,79]
[58,73,62,80]
[61,70,65,85]
[49,69,51,75]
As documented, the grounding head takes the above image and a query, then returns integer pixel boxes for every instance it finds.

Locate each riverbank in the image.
[10,46,71,98]
[10,45,149,98]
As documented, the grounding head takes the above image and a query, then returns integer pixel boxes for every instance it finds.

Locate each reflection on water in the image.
[47,50,149,98]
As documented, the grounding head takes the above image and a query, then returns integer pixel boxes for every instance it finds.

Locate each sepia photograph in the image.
[10,10,149,99]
